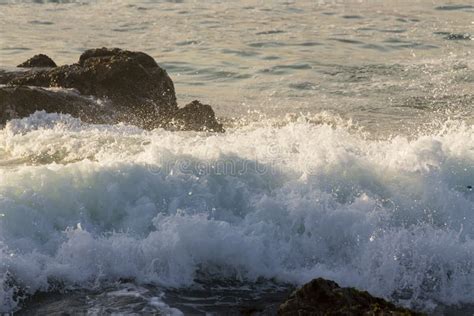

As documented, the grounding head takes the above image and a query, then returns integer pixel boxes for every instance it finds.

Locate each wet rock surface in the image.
[170,100,224,132]
[0,85,113,126]
[278,278,424,316]
[1,48,223,132]
[17,54,57,68]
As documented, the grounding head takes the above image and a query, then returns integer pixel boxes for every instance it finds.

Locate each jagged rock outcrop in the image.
[1,48,223,132]
[278,278,424,316]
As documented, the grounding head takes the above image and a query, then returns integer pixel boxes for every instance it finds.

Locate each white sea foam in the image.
[0,112,473,312]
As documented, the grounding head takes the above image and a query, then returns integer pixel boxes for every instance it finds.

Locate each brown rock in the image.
[278,278,425,316]
[171,100,224,132]
[1,48,224,131]
[10,48,177,115]
[0,85,111,126]
[17,54,57,68]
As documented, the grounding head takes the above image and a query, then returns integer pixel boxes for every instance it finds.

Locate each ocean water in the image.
[0,0,473,314]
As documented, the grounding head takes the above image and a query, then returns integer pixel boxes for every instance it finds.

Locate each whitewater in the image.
[0,111,472,312]
[1,0,474,313]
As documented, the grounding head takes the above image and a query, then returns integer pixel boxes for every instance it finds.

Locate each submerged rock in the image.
[278,278,424,316]
[17,54,57,68]
[1,48,223,132]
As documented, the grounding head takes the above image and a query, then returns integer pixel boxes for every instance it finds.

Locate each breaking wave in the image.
[0,111,473,312]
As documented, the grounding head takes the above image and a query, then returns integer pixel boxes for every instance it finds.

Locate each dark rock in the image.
[278,278,424,316]
[17,54,57,68]
[0,48,223,131]
[10,48,178,115]
[0,69,29,85]
[0,85,111,126]
[170,100,224,132]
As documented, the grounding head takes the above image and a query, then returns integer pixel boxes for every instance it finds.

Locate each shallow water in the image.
[0,0,473,314]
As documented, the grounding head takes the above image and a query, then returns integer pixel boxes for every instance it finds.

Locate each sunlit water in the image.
[0,0,473,314]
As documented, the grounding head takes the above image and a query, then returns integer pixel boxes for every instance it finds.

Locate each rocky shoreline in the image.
[0,48,224,132]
